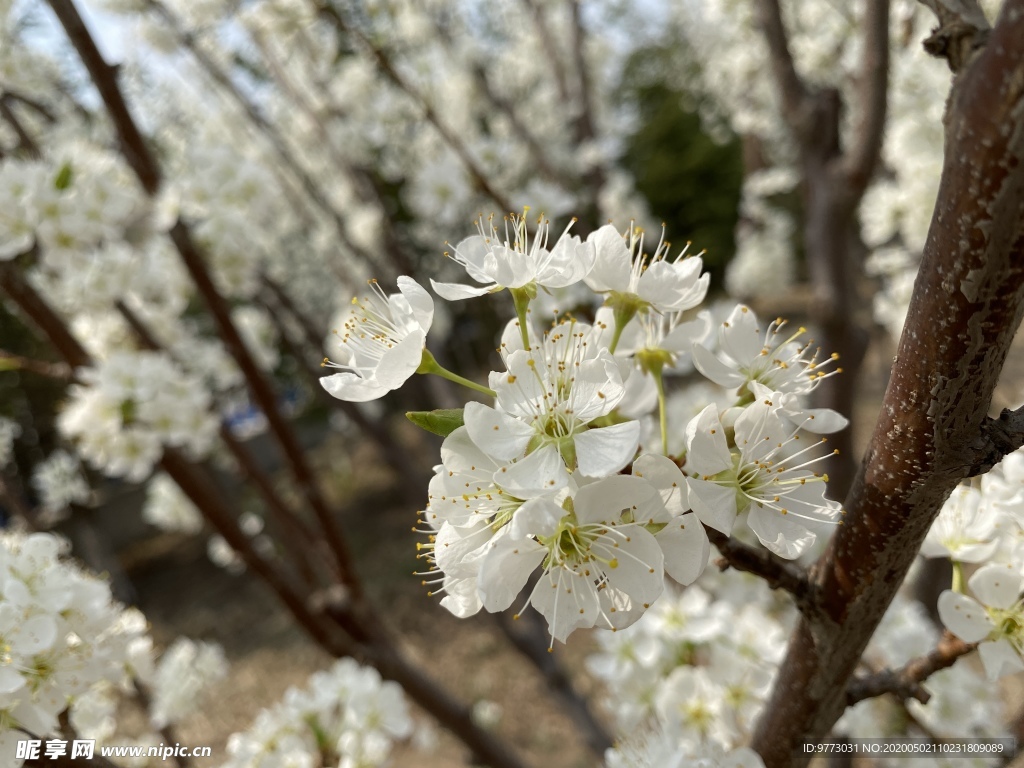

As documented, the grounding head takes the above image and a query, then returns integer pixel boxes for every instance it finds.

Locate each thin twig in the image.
[0,349,72,379]
[142,0,396,278]
[846,632,976,705]
[704,526,818,614]
[317,1,514,213]
[495,609,614,756]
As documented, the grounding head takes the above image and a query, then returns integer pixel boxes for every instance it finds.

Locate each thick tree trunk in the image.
[752,5,1024,765]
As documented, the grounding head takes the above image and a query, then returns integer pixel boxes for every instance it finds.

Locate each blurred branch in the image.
[239,25,415,277]
[846,633,976,705]
[495,608,613,756]
[115,299,327,588]
[317,0,515,213]
[754,0,812,139]
[518,0,571,104]
[0,349,72,379]
[0,98,42,157]
[142,0,400,278]
[841,0,890,197]
[568,0,605,228]
[47,0,365,600]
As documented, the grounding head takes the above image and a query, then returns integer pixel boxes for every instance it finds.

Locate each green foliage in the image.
[618,48,744,289]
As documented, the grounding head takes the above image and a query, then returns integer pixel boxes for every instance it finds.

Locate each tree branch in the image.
[704,526,818,615]
[754,0,812,139]
[317,1,514,214]
[495,608,613,756]
[841,0,890,197]
[752,2,1024,763]
[0,349,71,379]
[846,632,976,706]
[919,0,991,72]
[141,0,400,278]
[44,0,159,195]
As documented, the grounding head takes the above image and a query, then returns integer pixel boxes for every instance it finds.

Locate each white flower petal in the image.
[720,305,763,363]
[574,475,657,525]
[574,421,640,478]
[477,534,546,612]
[693,343,747,388]
[464,402,534,461]
[746,505,817,559]
[584,224,631,293]
[396,276,434,332]
[509,497,564,540]
[532,567,600,643]
[969,563,1023,609]
[686,477,737,534]
[657,512,710,585]
[440,575,483,618]
[684,405,733,476]
[320,372,391,402]
[978,638,1024,680]
[937,590,993,642]
[499,445,570,498]
[632,453,689,518]
[429,279,495,301]
[373,330,426,389]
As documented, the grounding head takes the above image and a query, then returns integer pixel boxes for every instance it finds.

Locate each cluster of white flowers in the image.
[590,568,789,766]
[142,473,204,534]
[321,214,846,646]
[224,658,418,768]
[836,590,1010,766]
[148,638,228,728]
[0,416,22,468]
[0,531,227,767]
[918,450,1024,680]
[58,351,219,482]
[30,449,90,525]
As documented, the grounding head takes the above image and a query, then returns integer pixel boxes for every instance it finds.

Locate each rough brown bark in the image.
[751,3,1024,764]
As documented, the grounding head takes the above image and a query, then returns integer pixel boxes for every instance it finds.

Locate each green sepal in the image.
[406,408,465,437]
[54,162,74,190]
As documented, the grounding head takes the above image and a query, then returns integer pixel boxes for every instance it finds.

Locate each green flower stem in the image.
[510,286,533,350]
[417,349,496,397]
[652,367,668,455]
[952,560,965,594]
[609,304,638,355]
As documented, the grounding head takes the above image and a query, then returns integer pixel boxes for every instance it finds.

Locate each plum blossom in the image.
[430,212,594,300]
[321,276,433,402]
[921,482,1003,563]
[683,401,842,559]
[477,475,667,644]
[585,223,709,315]
[693,305,841,399]
[938,563,1024,680]
[466,319,641,479]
